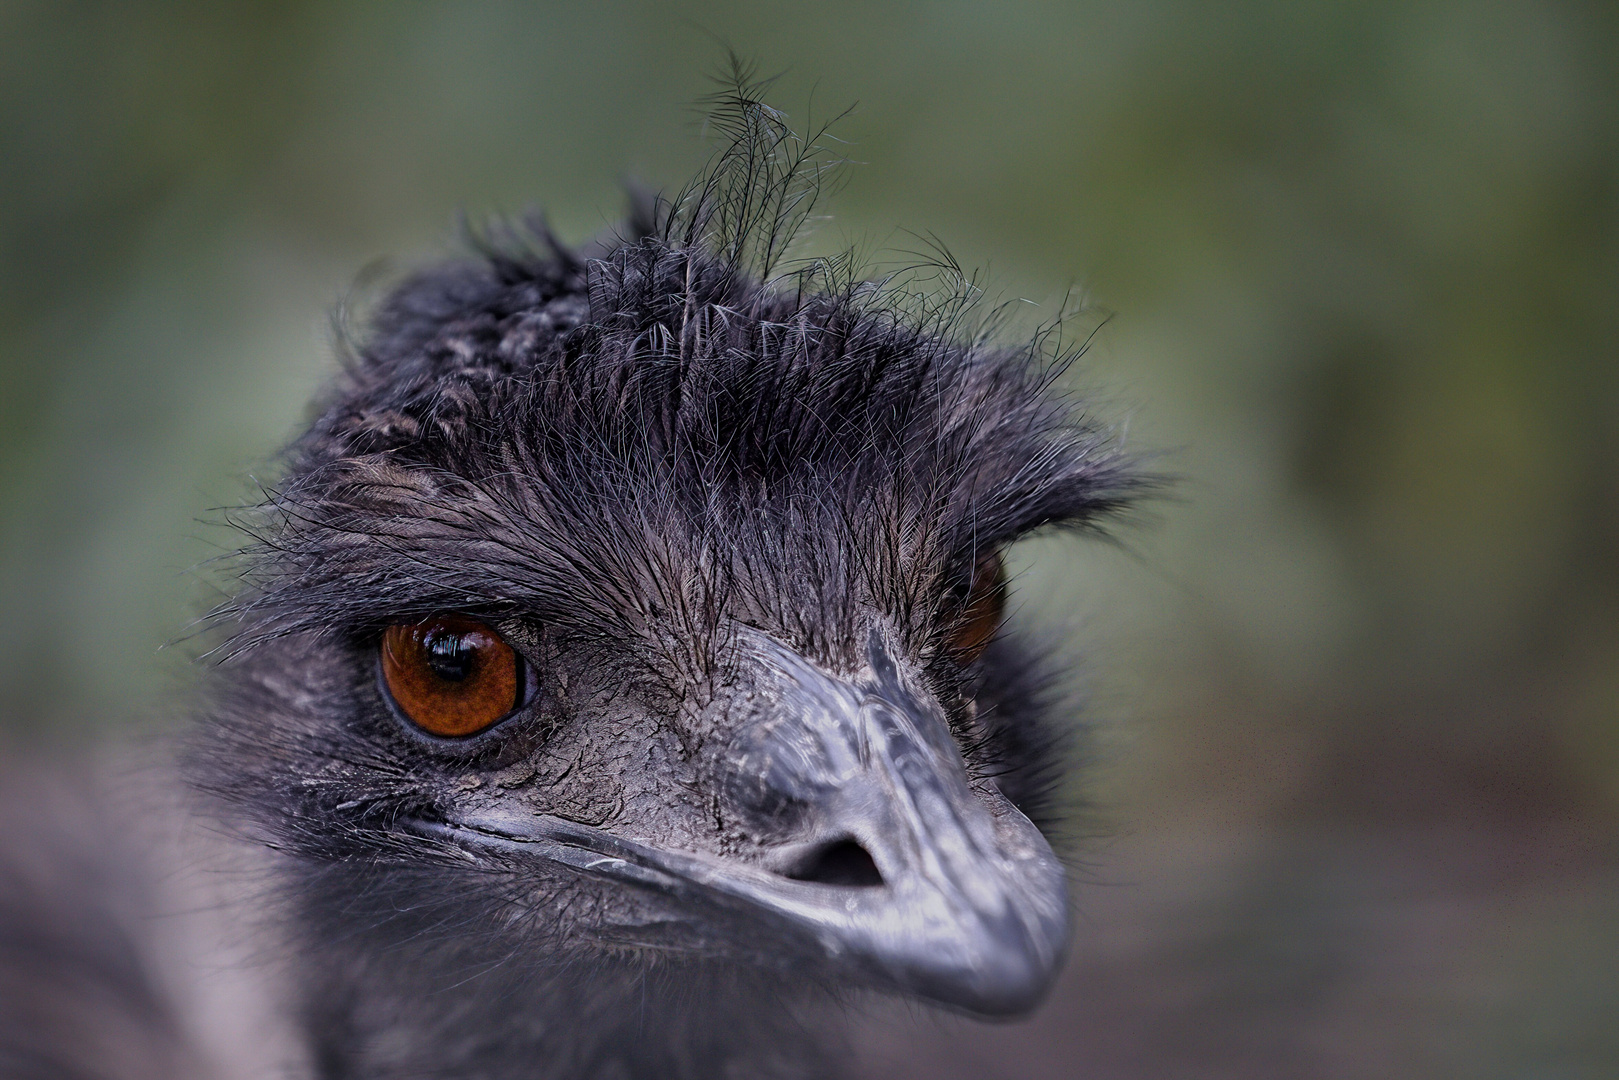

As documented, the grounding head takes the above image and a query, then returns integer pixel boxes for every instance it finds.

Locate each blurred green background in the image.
[2,2,1615,1076]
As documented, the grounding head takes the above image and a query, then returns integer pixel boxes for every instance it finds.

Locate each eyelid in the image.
[492,618,546,662]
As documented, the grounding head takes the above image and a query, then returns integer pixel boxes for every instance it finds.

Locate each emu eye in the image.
[947,550,1006,663]
[380,615,520,737]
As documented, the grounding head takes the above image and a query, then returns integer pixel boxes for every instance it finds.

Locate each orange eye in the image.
[947,550,1006,663]
[380,615,520,737]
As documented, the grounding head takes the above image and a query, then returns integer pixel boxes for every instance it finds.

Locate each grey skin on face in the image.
[425,629,1069,1016]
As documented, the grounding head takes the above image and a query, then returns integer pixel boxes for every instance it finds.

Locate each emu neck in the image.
[294,912,842,1080]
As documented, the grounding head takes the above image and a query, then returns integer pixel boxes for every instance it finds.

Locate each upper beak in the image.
[426,633,1069,1017]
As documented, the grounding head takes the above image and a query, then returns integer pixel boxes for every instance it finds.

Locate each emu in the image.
[0,87,1140,1080]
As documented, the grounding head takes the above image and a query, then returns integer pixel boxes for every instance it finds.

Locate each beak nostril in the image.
[784,839,884,888]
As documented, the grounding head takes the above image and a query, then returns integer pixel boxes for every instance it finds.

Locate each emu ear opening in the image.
[946,550,1006,663]
[380,615,521,737]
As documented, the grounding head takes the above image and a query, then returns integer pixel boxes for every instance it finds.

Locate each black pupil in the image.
[425,632,476,682]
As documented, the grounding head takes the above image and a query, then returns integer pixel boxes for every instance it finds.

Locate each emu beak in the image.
[706,634,1069,1015]
[432,634,1068,1017]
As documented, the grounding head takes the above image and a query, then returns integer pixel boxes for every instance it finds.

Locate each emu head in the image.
[194,108,1138,1037]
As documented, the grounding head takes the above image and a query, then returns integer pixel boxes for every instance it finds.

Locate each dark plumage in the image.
[5,78,1144,1080]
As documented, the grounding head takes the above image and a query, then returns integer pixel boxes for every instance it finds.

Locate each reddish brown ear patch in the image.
[948,550,1006,663]
[380,615,519,737]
